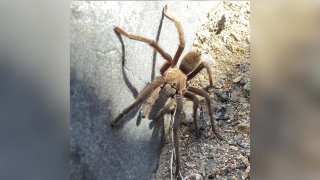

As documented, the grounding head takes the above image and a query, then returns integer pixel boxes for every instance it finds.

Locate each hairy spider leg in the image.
[140,86,161,118]
[183,91,200,138]
[187,86,224,140]
[111,77,165,126]
[187,61,216,87]
[114,26,173,75]
[163,5,185,67]
[173,93,183,179]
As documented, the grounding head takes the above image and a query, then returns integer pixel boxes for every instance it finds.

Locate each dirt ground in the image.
[155,2,250,180]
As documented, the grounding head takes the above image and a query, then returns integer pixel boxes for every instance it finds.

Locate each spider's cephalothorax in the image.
[111,5,223,179]
[163,67,187,92]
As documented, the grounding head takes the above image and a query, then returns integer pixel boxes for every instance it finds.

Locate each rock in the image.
[240,155,249,167]
[243,165,250,178]
[181,110,192,125]
[230,163,237,170]
[230,32,239,41]
[202,54,216,67]
[236,138,246,148]
[181,149,188,156]
[186,162,197,168]
[230,146,238,151]
[243,83,250,98]
[239,77,248,85]
[215,89,229,102]
[239,63,249,72]
[238,97,247,103]
[202,114,212,126]
[217,120,225,127]
[232,76,242,83]
[231,121,240,127]
[205,159,216,173]
[198,30,211,42]
[222,34,228,43]
[216,106,229,121]
[184,173,203,180]
[70,2,218,179]
[237,123,250,133]
[230,91,239,101]
[246,37,250,44]
[236,169,243,179]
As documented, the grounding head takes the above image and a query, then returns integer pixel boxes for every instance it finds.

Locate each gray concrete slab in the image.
[70,2,220,180]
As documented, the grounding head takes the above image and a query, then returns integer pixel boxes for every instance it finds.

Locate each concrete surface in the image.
[70,2,219,180]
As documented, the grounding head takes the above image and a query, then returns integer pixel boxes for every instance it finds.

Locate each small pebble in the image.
[181,149,188,156]
[231,163,237,169]
[239,155,249,167]
[239,77,247,85]
[184,173,203,180]
[236,138,246,148]
[185,162,196,168]
[230,91,239,101]
[230,146,238,151]
[232,76,242,83]
[243,83,250,98]
[244,166,250,178]
[237,123,250,133]
[215,89,228,102]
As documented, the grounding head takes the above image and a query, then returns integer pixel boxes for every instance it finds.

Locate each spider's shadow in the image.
[151,8,165,80]
[115,32,139,98]
[113,10,165,127]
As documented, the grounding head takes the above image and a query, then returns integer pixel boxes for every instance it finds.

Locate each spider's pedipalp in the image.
[140,86,161,118]
[111,76,164,126]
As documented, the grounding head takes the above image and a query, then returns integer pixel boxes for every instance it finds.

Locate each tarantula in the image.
[111,5,223,179]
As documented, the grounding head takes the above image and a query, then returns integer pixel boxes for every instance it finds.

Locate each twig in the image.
[170,114,174,180]
[170,149,173,180]
[179,172,183,180]
[224,129,235,133]
[170,107,184,180]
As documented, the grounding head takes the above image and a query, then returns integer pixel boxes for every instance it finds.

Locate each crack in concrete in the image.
[94,48,118,55]
[94,46,148,86]
[123,66,148,85]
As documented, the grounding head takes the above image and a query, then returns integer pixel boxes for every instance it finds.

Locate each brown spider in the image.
[111,5,223,179]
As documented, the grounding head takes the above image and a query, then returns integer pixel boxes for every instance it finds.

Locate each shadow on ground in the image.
[70,13,165,178]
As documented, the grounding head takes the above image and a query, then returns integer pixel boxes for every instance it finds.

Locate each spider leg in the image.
[187,61,216,87]
[183,91,200,139]
[111,77,165,126]
[187,86,224,140]
[140,86,161,118]
[114,26,172,65]
[159,61,171,75]
[163,5,185,67]
[155,97,175,120]
[173,93,183,178]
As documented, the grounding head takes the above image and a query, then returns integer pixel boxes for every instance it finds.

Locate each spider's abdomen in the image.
[164,67,187,92]
[179,50,201,75]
